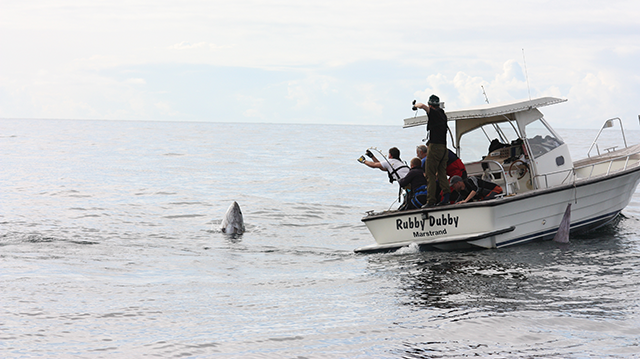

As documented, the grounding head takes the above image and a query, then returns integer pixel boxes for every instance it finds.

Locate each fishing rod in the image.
[359,146,408,208]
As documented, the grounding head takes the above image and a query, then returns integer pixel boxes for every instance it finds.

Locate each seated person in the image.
[398,158,428,210]
[449,175,503,204]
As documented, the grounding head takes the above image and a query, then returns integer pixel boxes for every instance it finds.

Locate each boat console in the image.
[465,140,533,196]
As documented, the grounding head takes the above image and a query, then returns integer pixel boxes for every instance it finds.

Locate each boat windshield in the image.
[459,122,520,162]
[524,119,564,158]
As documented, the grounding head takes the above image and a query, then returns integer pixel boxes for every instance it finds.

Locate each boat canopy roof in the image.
[403,97,566,128]
[403,96,567,148]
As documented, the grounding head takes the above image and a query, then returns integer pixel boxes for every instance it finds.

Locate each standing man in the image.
[413,95,451,206]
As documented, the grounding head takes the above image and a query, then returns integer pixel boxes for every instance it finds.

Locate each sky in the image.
[2,0,640,128]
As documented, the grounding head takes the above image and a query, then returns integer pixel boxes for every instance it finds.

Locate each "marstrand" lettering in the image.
[413,229,447,237]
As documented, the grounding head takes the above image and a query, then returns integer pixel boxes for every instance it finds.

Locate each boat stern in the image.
[360,203,503,251]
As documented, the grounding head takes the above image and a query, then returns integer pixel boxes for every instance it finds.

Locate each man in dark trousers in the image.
[413,95,451,206]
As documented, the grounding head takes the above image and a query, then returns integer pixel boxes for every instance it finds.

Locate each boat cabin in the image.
[404,97,574,196]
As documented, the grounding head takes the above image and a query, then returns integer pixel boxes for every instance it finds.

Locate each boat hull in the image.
[356,166,640,253]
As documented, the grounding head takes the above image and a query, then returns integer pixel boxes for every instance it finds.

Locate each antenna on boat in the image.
[481,85,490,104]
[522,48,532,101]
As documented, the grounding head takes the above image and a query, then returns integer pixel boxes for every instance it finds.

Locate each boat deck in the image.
[573,144,640,179]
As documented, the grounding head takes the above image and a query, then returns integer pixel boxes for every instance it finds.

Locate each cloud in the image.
[168,41,206,50]
[167,41,230,51]
[2,0,640,128]
[155,101,180,116]
[355,83,384,116]
[243,108,262,118]
[286,75,337,109]
[125,78,146,85]
[415,59,568,110]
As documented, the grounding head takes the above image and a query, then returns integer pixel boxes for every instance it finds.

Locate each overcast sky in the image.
[2,0,640,128]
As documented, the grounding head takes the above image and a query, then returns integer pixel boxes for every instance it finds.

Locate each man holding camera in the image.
[413,94,451,206]
[358,147,409,183]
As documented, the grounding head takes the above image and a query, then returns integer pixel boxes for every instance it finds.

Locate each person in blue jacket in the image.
[398,157,428,210]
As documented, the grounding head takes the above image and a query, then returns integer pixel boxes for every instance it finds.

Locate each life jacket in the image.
[410,185,428,208]
[386,160,409,183]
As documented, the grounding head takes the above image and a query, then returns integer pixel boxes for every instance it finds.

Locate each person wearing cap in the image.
[449,175,503,204]
[413,95,451,206]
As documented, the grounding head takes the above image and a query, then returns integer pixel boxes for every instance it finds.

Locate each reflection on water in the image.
[364,216,640,357]
[385,220,637,316]
[2,119,640,357]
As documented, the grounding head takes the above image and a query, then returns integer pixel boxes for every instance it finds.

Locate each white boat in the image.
[356,97,640,253]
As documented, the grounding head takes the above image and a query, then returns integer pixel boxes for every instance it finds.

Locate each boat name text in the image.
[395,214,459,231]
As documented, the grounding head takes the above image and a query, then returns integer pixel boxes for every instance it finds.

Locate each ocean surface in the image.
[2,118,640,358]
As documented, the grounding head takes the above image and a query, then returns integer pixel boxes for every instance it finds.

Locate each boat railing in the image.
[479,160,512,196]
[587,117,627,158]
[533,149,640,188]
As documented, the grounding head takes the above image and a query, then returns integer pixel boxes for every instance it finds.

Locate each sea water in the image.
[2,118,640,358]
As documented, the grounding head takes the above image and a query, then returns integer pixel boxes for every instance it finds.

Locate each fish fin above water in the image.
[553,203,571,243]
